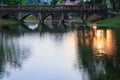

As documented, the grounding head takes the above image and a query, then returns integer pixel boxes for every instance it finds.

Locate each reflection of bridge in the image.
[0,5,107,22]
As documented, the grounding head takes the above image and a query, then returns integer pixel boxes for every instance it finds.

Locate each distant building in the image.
[65,0,80,5]
[57,0,92,5]
[57,0,81,5]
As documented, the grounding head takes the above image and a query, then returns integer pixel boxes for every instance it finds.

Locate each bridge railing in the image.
[0,4,107,11]
[19,5,64,11]
[0,5,18,10]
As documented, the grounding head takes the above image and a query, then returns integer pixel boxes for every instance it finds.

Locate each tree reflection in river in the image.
[77,25,120,80]
[0,31,30,79]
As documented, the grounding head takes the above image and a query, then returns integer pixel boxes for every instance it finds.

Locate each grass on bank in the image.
[92,14,120,27]
[0,15,38,26]
[0,18,19,26]
[72,17,83,23]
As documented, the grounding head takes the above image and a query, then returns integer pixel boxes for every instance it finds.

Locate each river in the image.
[0,22,120,80]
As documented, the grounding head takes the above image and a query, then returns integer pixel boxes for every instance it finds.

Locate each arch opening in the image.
[22,14,38,23]
[43,14,53,22]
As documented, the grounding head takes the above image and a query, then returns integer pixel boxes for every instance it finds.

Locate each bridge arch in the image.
[17,12,42,21]
[42,13,53,22]
[42,12,68,22]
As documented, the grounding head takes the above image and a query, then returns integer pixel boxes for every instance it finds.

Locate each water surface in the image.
[0,23,120,80]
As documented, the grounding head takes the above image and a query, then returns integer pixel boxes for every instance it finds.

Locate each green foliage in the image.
[51,0,58,5]
[72,17,83,23]
[59,0,64,3]
[90,0,104,4]
[0,19,18,26]
[4,0,26,5]
[89,0,120,10]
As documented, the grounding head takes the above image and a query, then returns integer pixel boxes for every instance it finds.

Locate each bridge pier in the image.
[17,12,22,21]
[36,12,43,23]
[83,14,87,23]
[60,13,65,24]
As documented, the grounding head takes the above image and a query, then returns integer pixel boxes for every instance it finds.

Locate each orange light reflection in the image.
[93,29,116,58]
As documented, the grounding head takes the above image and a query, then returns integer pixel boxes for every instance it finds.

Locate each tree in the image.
[89,0,120,10]
[50,0,58,5]
[90,0,104,4]
[59,0,64,3]
[4,0,26,5]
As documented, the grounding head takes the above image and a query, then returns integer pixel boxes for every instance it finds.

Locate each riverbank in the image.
[0,18,19,26]
[72,17,83,23]
[0,15,38,26]
[90,14,120,28]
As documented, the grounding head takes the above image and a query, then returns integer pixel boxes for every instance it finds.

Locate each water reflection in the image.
[93,29,116,58]
[0,32,30,79]
[0,23,119,80]
[77,25,120,80]
[24,23,38,30]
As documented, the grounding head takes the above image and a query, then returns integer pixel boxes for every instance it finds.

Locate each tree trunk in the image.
[119,0,120,10]
[112,0,116,10]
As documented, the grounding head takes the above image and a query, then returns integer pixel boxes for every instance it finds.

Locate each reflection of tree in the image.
[0,23,77,79]
[0,32,30,79]
[77,27,120,80]
[1,23,120,80]
[39,23,69,33]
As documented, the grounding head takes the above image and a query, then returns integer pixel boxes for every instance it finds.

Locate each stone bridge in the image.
[0,4,107,23]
